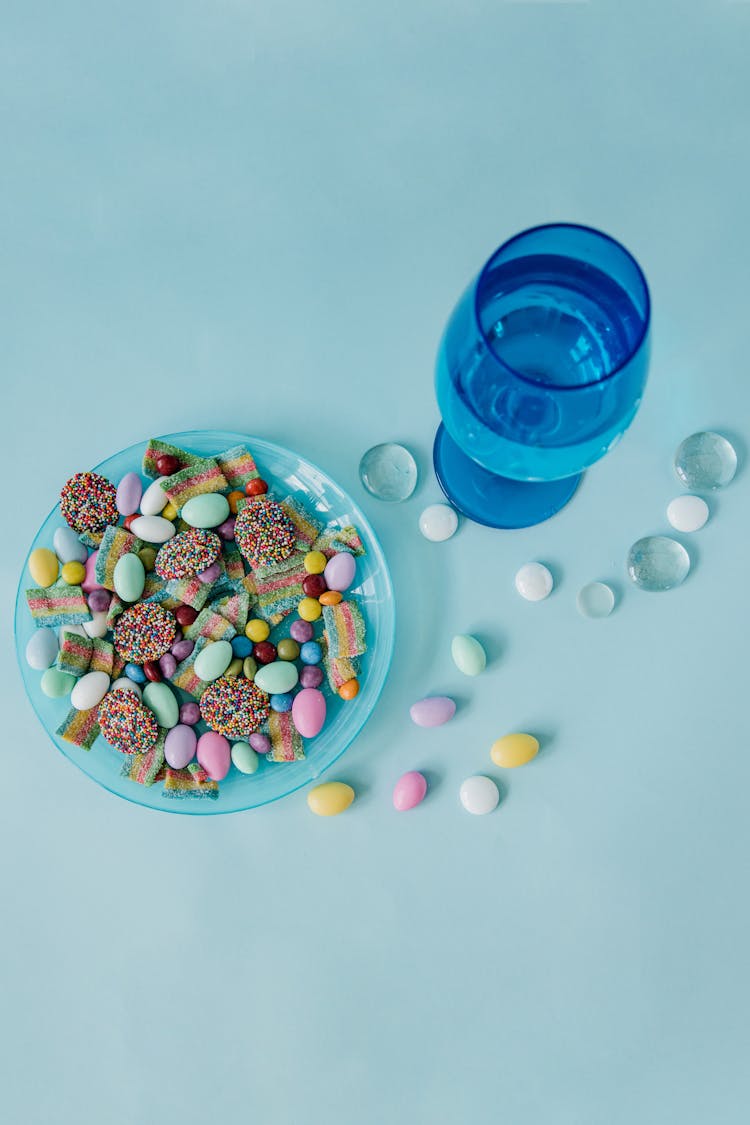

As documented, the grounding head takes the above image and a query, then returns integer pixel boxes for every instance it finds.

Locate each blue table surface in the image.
[2,4,749,1123]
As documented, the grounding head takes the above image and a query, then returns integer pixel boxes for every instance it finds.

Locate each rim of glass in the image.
[473,221,652,392]
[14,431,397,816]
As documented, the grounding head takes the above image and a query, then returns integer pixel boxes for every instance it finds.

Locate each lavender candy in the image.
[171,638,195,662]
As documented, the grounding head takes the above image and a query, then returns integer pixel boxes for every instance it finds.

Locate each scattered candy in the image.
[277,638,301,661]
[199,676,270,738]
[253,641,276,665]
[359,442,417,502]
[194,639,234,682]
[41,668,75,698]
[299,641,322,665]
[60,472,118,534]
[70,670,110,711]
[61,561,86,585]
[114,603,176,662]
[291,687,326,737]
[254,660,299,695]
[98,691,158,753]
[267,710,304,761]
[667,494,709,533]
[154,529,222,580]
[129,515,176,544]
[459,775,500,815]
[140,477,169,516]
[338,678,360,700]
[116,472,143,516]
[577,582,615,619]
[299,664,324,688]
[53,526,88,564]
[196,731,231,781]
[418,503,458,542]
[164,724,198,769]
[298,597,322,622]
[179,701,200,726]
[307,781,355,816]
[490,733,539,768]
[674,431,737,490]
[143,681,179,729]
[28,548,59,588]
[393,771,427,811]
[25,629,59,671]
[143,660,162,683]
[302,573,327,599]
[451,634,486,677]
[231,741,259,774]
[515,562,553,601]
[181,493,231,529]
[244,478,268,497]
[409,696,456,727]
[319,590,343,606]
[245,618,270,643]
[324,551,356,593]
[627,536,690,591]
[304,551,327,575]
[270,692,294,712]
[249,732,271,755]
[83,611,109,639]
[234,499,296,569]
[113,554,146,603]
[290,619,313,643]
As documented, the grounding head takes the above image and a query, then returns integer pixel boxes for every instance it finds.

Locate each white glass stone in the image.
[576,582,615,619]
[627,536,690,591]
[459,776,500,815]
[359,443,417,502]
[418,503,458,542]
[674,431,737,490]
[514,562,553,601]
[667,494,709,533]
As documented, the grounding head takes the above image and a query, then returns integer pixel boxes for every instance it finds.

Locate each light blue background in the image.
[2,3,749,1122]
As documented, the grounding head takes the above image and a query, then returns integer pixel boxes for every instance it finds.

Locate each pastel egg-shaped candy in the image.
[110,677,142,700]
[254,660,299,696]
[83,611,108,638]
[194,639,233,682]
[459,775,499,815]
[490,732,539,769]
[81,551,102,593]
[292,688,326,738]
[197,731,231,780]
[28,548,59,588]
[140,477,168,516]
[129,516,176,544]
[323,551,356,592]
[41,668,76,698]
[393,771,427,811]
[70,670,110,711]
[231,741,259,774]
[409,696,456,727]
[307,781,355,817]
[181,494,230,529]
[164,724,197,768]
[451,634,486,676]
[143,681,179,729]
[25,628,59,670]
[113,553,146,603]
[116,471,143,516]
[53,526,88,564]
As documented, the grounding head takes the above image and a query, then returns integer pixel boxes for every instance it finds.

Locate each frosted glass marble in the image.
[627,536,690,591]
[674,431,737,490]
[667,495,709,533]
[418,503,458,542]
[359,443,417,501]
[576,582,615,618]
[515,562,553,601]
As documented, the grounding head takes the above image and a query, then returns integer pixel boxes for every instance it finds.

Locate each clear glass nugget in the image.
[674,431,737,490]
[359,443,418,502]
[627,536,690,591]
[577,582,615,618]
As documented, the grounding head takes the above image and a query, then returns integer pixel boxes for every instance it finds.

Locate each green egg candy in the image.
[41,667,76,698]
[231,741,259,774]
[142,681,179,729]
[181,494,230,529]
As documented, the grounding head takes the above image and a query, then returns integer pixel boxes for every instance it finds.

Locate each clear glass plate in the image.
[14,431,396,815]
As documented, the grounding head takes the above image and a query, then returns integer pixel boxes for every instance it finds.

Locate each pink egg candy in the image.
[393,771,427,811]
[409,696,456,728]
[292,687,326,738]
[81,550,102,593]
[323,551,356,592]
[196,731,231,780]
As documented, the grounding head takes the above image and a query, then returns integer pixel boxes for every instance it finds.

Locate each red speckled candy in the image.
[98,691,158,754]
[234,499,296,569]
[199,677,270,738]
[154,528,222,580]
[114,603,176,663]
[60,472,119,534]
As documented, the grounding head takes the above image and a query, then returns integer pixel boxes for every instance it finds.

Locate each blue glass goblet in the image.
[434,223,651,528]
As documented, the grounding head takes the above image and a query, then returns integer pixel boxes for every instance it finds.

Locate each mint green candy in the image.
[254,660,299,695]
[231,741,259,774]
[181,493,230,529]
[142,681,179,729]
[194,639,233,682]
[451,634,487,677]
[113,553,146,603]
[41,667,76,698]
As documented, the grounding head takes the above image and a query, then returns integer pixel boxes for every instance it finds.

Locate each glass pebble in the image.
[577,582,615,619]
[418,503,458,542]
[627,536,690,591]
[674,431,737,490]
[359,443,418,502]
[666,495,709,533]
[514,562,553,601]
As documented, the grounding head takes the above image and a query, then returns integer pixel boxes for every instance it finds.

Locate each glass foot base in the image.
[433,425,582,529]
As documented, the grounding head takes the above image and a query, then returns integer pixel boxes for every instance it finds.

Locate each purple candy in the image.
[172,628,183,643]
[249,732,271,754]
[179,701,201,726]
[290,619,314,643]
[217,517,236,541]
[172,638,195,661]
[299,664,324,688]
[159,652,177,679]
[197,561,222,584]
[87,589,112,613]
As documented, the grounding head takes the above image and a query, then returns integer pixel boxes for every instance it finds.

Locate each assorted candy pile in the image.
[24,438,368,801]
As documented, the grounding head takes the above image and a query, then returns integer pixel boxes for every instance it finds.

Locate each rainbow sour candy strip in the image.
[322,601,367,659]
[267,711,305,762]
[217,445,260,490]
[26,582,92,628]
[160,458,229,509]
[56,705,101,749]
[163,763,219,799]
[89,637,114,676]
[280,496,324,548]
[314,525,366,558]
[183,608,237,643]
[95,526,143,591]
[171,637,209,699]
[142,439,201,479]
[57,631,93,677]
[120,729,166,786]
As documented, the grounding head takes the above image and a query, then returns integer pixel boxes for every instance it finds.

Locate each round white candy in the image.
[514,562,553,601]
[140,477,169,517]
[459,775,500,815]
[666,494,709,533]
[419,503,458,542]
[83,610,109,638]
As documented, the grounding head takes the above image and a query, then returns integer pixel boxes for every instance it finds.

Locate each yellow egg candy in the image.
[304,550,327,575]
[298,597,322,622]
[490,732,540,769]
[245,618,270,643]
[161,502,178,521]
[307,782,355,817]
[28,548,59,588]
[61,561,86,585]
